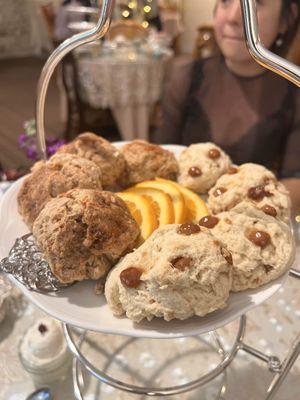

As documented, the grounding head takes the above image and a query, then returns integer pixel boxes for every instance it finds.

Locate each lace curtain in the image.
[0,0,54,59]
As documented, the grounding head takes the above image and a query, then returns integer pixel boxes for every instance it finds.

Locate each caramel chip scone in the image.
[121,140,179,186]
[208,203,295,292]
[33,189,140,283]
[105,224,232,322]
[57,132,126,189]
[17,153,102,229]
[207,163,291,222]
[177,143,232,194]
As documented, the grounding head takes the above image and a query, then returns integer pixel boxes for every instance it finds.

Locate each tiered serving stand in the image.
[4,0,300,398]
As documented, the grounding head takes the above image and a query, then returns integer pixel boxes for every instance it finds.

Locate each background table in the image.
[75,43,172,141]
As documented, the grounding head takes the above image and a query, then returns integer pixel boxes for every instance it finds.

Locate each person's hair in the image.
[272,0,299,56]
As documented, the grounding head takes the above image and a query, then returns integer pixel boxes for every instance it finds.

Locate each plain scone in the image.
[105,224,232,322]
[17,153,102,228]
[121,140,179,186]
[57,132,126,189]
[33,189,140,283]
[178,143,232,194]
[208,163,291,222]
[210,203,295,292]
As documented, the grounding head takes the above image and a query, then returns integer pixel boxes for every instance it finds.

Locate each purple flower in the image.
[26,146,38,161]
[19,119,66,161]
[46,139,66,157]
[18,134,28,147]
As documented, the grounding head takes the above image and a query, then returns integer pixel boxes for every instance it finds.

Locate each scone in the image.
[33,189,140,283]
[207,203,295,292]
[105,224,232,322]
[121,140,179,186]
[57,132,126,189]
[177,143,232,194]
[207,163,291,222]
[17,153,102,229]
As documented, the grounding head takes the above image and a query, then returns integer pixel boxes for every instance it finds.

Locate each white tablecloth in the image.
[75,53,172,141]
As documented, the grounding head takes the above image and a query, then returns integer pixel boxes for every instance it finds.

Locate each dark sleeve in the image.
[280,89,300,178]
[152,57,194,145]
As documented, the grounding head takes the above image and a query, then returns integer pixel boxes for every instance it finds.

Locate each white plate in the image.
[0,144,289,338]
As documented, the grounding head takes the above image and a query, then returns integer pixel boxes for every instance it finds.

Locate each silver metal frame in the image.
[63,319,245,397]
[63,289,300,400]
[70,330,228,399]
[34,0,299,398]
[36,0,115,160]
[240,0,300,87]
[290,268,300,279]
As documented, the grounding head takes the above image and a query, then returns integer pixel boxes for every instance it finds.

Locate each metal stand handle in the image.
[240,0,300,87]
[36,0,115,160]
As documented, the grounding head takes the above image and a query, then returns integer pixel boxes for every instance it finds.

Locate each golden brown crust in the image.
[57,132,126,189]
[32,189,140,283]
[17,153,102,229]
[121,140,179,186]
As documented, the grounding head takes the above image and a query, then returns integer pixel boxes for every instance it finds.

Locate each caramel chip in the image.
[208,149,221,159]
[120,267,143,288]
[199,215,219,229]
[245,229,271,248]
[261,205,277,217]
[247,186,272,201]
[178,223,201,235]
[188,166,202,177]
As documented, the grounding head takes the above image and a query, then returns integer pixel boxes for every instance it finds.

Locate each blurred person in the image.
[54,0,93,41]
[154,0,300,211]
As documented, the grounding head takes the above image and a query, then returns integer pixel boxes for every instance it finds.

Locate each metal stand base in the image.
[63,309,300,399]
[64,327,230,399]
[62,269,300,399]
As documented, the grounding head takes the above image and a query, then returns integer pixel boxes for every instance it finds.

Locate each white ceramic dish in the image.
[0,144,289,338]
